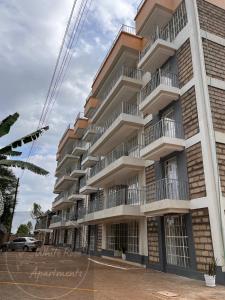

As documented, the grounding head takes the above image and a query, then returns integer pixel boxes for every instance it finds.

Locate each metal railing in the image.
[143,119,183,146]
[77,206,86,219]
[99,66,142,102]
[144,178,189,204]
[93,25,136,83]
[139,70,179,102]
[73,139,86,149]
[67,184,79,197]
[55,167,73,185]
[88,196,103,213]
[107,188,143,208]
[90,101,139,146]
[139,1,187,60]
[51,215,62,224]
[90,143,141,178]
[79,176,87,189]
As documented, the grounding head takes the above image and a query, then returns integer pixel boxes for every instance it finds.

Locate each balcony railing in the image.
[77,207,86,219]
[107,188,143,208]
[145,178,189,203]
[73,139,86,149]
[99,66,142,102]
[68,184,79,197]
[90,143,141,178]
[79,176,87,189]
[51,215,62,224]
[88,197,103,213]
[139,1,187,60]
[139,70,179,102]
[55,168,72,185]
[90,101,139,146]
[93,25,137,83]
[143,119,183,146]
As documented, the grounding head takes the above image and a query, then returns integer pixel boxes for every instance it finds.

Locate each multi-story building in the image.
[34,210,53,245]
[51,0,225,284]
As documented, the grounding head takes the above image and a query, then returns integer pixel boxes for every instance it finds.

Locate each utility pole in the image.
[8,177,19,240]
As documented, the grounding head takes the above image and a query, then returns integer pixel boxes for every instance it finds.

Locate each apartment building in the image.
[51,0,225,283]
[50,122,88,251]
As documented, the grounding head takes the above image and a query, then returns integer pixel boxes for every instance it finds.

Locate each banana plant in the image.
[0,113,49,176]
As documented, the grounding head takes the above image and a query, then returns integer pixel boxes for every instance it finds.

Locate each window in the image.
[164,215,190,268]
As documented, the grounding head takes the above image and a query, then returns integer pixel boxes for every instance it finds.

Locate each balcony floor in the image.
[53,176,77,193]
[140,136,185,161]
[79,205,143,224]
[138,39,177,73]
[79,185,99,195]
[90,114,144,156]
[87,156,147,187]
[141,199,190,217]
[139,84,180,115]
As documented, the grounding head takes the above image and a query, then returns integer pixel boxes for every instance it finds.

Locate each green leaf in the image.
[0,159,49,176]
[0,113,19,138]
[0,125,49,153]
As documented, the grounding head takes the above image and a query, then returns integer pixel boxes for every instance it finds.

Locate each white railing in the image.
[139,70,179,102]
[90,101,139,146]
[144,178,189,203]
[139,1,187,60]
[90,143,141,178]
[143,119,183,146]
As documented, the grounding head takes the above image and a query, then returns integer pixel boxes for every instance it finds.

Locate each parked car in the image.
[1,237,42,252]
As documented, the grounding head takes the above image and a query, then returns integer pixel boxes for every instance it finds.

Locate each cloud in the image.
[0,0,139,214]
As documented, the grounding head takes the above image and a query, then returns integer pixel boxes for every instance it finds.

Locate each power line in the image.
[20,0,91,179]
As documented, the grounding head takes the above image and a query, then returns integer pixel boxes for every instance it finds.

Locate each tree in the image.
[17,224,29,237]
[27,221,33,235]
[0,113,49,176]
[31,203,43,219]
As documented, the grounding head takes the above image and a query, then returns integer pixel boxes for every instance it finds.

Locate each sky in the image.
[0,0,140,227]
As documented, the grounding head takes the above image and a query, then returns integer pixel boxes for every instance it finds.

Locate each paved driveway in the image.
[0,246,225,299]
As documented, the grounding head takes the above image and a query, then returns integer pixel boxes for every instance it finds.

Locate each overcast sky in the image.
[0,0,139,219]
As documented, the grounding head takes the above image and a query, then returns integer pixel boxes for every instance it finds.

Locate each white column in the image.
[185,0,225,266]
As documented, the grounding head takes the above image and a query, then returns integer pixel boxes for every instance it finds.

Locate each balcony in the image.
[141,178,190,216]
[84,95,100,118]
[82,124,103,142]
[72,140,88,156]
[90,102,144,155]
[73,112,88,138]
[52,192,73,210]
[54,169,77,193]
[81,151,99,169]
[141,119,185,161]
[87,144,146,187]
[81,188,144,224]
[49,215,62,229]
[138,27,177,73]
[138,1,188,72]
[79,176,98,195]
[70,164,86,178]
[67,185,85,201]
[135,0,183,35]
[92,25,143,94]
[139,71,180,115]
[56,153,79,175]
[57,125,76,154]
[92,66,143,123]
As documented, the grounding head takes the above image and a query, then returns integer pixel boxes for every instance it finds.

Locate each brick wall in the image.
[97,224,102,252]
[145,165,155,185]
[197,0,225,39]
[202,39,225,81]
[216,143,225,196]
[192,208,214,272]
[147,218,160,264]
[180,87,199,139]
[208,86,225,133]
[186,142,206,199]
[176,39,193,87]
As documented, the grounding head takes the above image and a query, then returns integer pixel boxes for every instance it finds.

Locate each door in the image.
[64,229,68,244]
[164,157,179,199]
[162,108,176,138]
